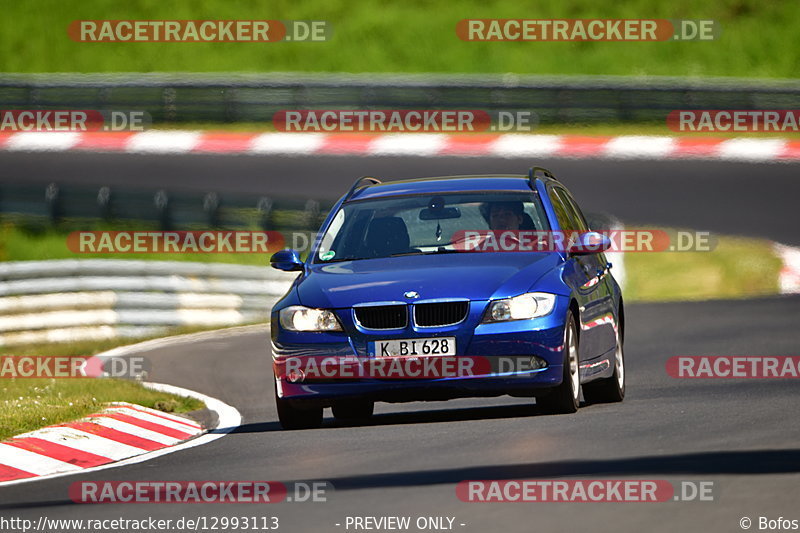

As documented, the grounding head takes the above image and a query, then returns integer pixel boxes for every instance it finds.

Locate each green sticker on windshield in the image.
[321,250,336,261]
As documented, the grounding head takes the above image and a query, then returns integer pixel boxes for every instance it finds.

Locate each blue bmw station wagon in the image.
[270,167,625,429]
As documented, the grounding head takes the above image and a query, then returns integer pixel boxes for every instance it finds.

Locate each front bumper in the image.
[271,298,569,405]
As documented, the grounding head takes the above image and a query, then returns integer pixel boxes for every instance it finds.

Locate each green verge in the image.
[0,328,217,440]
[0,295,240,440]
[623,233,782,302]
[0,220,304,266]
[1,376,204,441]
[1,0,799,78]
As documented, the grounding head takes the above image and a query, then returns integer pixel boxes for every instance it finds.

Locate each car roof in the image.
[347,175,556,202]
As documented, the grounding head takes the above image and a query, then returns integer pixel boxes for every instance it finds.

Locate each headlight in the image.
[482,293,556,322]
[279,306,343,332]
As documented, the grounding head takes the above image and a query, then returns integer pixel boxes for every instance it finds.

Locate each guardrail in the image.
[0,259,296,346]
[2,73,800,124]
[0,181,331,229]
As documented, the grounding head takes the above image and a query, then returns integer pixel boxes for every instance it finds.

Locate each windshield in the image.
[313,191,550,263]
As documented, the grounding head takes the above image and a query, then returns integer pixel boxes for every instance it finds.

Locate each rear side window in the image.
[555,188,589,232]
[547,187,575,232]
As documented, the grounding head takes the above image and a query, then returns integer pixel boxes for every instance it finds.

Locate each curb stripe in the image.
[18,427,147,460]
[0,378,230,487]
[1,130,797,162]
[0,443,83,475]
[0,403,205,483]
[61,421,164,451]
[775,243,800,294]
[4,132,81,152]
[106,406,202,432]
[75,132,134,151]
[557,136,612,157]
[108,402,202,429]
[321,133,378,154]
[120,407,202,430]
[85,416,182,445]
[0,464,36,482]
[125,131,202,154]
[99,412,195,440]
[4,438,111,467]
[440,134,499,155]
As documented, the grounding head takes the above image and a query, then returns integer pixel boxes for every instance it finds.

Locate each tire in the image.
[537,313,580,414]
[582,322,625,404]
[274,380,323,430]
[332,399,375,421]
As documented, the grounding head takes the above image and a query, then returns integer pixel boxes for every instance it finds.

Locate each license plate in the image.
[371,337,456,358]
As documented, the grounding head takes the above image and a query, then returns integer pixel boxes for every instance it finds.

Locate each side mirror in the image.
[568,232,612,255]
[270,249,304,271]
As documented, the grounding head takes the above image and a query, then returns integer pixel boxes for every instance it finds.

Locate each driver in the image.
[482,201,525,230]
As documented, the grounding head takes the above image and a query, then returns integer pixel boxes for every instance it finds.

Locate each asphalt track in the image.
[1,152,799,532]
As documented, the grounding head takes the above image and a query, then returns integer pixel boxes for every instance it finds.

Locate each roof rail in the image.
[527,166,557,189]
[344,176,381,201]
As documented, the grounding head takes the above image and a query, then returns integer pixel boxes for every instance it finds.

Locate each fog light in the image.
[287,369,305,383]
[529,356,548,370]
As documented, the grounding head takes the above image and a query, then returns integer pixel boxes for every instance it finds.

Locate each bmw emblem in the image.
[404,291,420,299]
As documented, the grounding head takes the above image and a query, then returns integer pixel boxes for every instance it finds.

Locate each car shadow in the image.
[332,402,543,428]
[3,448,798,511]
[226,402,549,434]
[287,448,800,492]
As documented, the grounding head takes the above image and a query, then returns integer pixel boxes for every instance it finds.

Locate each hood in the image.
[297,253,563,308]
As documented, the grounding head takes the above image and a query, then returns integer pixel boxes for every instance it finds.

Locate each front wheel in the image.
[582,323,625,404]
[274,380,323,430]
[537,313,580,414]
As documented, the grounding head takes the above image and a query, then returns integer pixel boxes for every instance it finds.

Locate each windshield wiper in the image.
[387,251,426,257]
[422,247,463,255]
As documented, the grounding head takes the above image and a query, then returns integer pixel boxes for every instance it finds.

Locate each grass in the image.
[1,0,799,78]
[0,325,228,440]
[0,220,306,265]
[0,376,204,441]
[623,232,783,301]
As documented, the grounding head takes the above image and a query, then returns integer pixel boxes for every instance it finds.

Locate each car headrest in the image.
[520,213,537,230]
[364,217,410,257]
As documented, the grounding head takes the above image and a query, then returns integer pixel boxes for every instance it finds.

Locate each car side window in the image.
[558,187,609,264]
[556,188,589,233]
[547,187,575,232]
